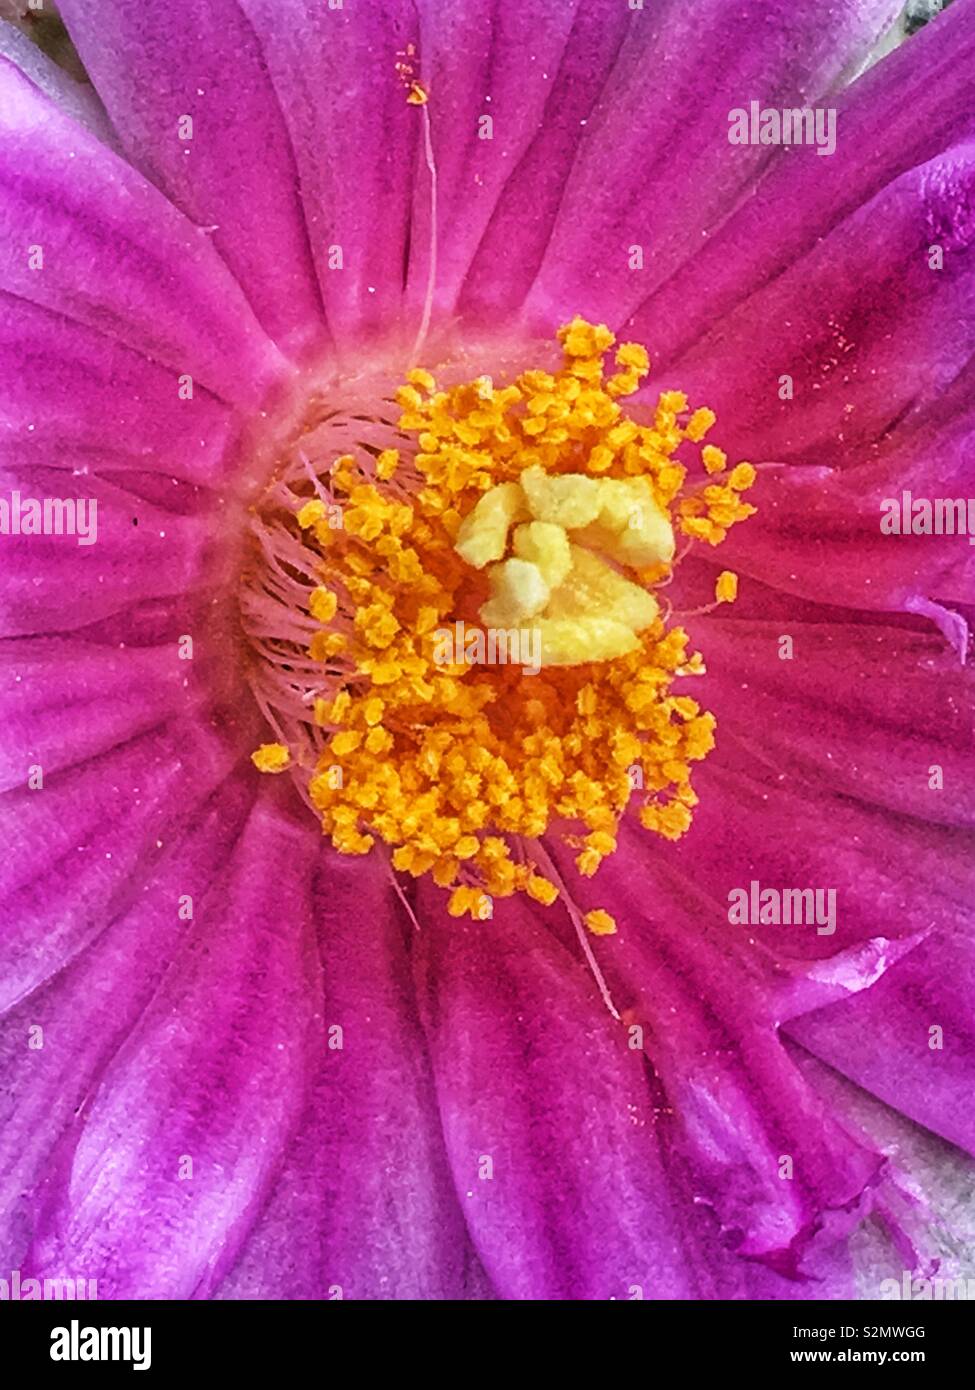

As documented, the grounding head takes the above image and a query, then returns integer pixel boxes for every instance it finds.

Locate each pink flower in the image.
[1,0,973,1300]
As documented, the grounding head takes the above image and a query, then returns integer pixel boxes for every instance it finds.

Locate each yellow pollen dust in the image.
[395,43,428,105]
[254,318,756,927]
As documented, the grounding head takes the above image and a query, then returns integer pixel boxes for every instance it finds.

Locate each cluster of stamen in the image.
[245,319,755,926]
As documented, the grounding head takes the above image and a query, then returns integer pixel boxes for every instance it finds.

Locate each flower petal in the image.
[0,771,255,1269]
[234,0,420,351]
[26,783,322,1299]
[0,714,245,1010]
[521,0,901,330]
[658,144,975,471]
[633,0,975,369]
[0,54,283,405]
[703,445,975,621]
[0,638,211,792]
[455,0,634,321]
[0,466,223,637]
[546,828,887,1272]
[57,0,330,357]
[0,17,113,142]
[0,291,243,491]
[691,616,975,830]
[218,851,482,1300]
[787,929,975,1161]
[412,882,702,1299]
[408,0,600,323]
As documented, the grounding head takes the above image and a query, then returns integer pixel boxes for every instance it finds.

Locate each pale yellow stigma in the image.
[250,317,757,924]
[455,469,673,666]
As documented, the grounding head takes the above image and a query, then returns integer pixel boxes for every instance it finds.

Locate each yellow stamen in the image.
[251,742,291,774]
[296,499,326,529]
[309,586,338,622]
[715,570,739,604]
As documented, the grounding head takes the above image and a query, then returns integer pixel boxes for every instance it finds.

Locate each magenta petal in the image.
[587,702,971,984]
[0,773,254,1269]
[691,618,975,833]
[411,882,703,1299]
[234,0,420,350]
[640,740,972,967]
[456,0,634,321]
[660,145,975,470]
[635,0,975,369]
[787,930,975,1161]
[0,639,211,790]
[0,292,242,491]
[58,0,329,358]
[26,785,322,1299]
[0,716,243,1010]
[0,57,284,405]
[218,851,481,1301]
[523,0,901,330]
[0,18,113,142]
[702,451,975,620]
[405,0,592,324]
[0,467,222,637]
[546,828,886,1272]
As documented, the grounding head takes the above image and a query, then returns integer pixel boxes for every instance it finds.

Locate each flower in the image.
[0,0,973,1301]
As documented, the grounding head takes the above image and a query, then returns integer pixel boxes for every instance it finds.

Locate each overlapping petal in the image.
[0,772,255,1269]
[0,713,246,1010]
[0,54,284,405]
[411,879,699,1299]
[653,144,975,471]
[26,784,322,1299]
[787,929,975,1161]
[58,0,329,358]
[217,852,483,1301]
[517,0,903,331]
[689,617,975,829]
[542,829,889,1274]
[0,292,244,491]
[632,0,975,368]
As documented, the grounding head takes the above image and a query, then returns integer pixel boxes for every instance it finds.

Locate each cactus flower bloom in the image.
[1,0,973,1300]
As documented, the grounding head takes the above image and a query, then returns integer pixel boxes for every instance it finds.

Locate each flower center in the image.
[241,319,756,926]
